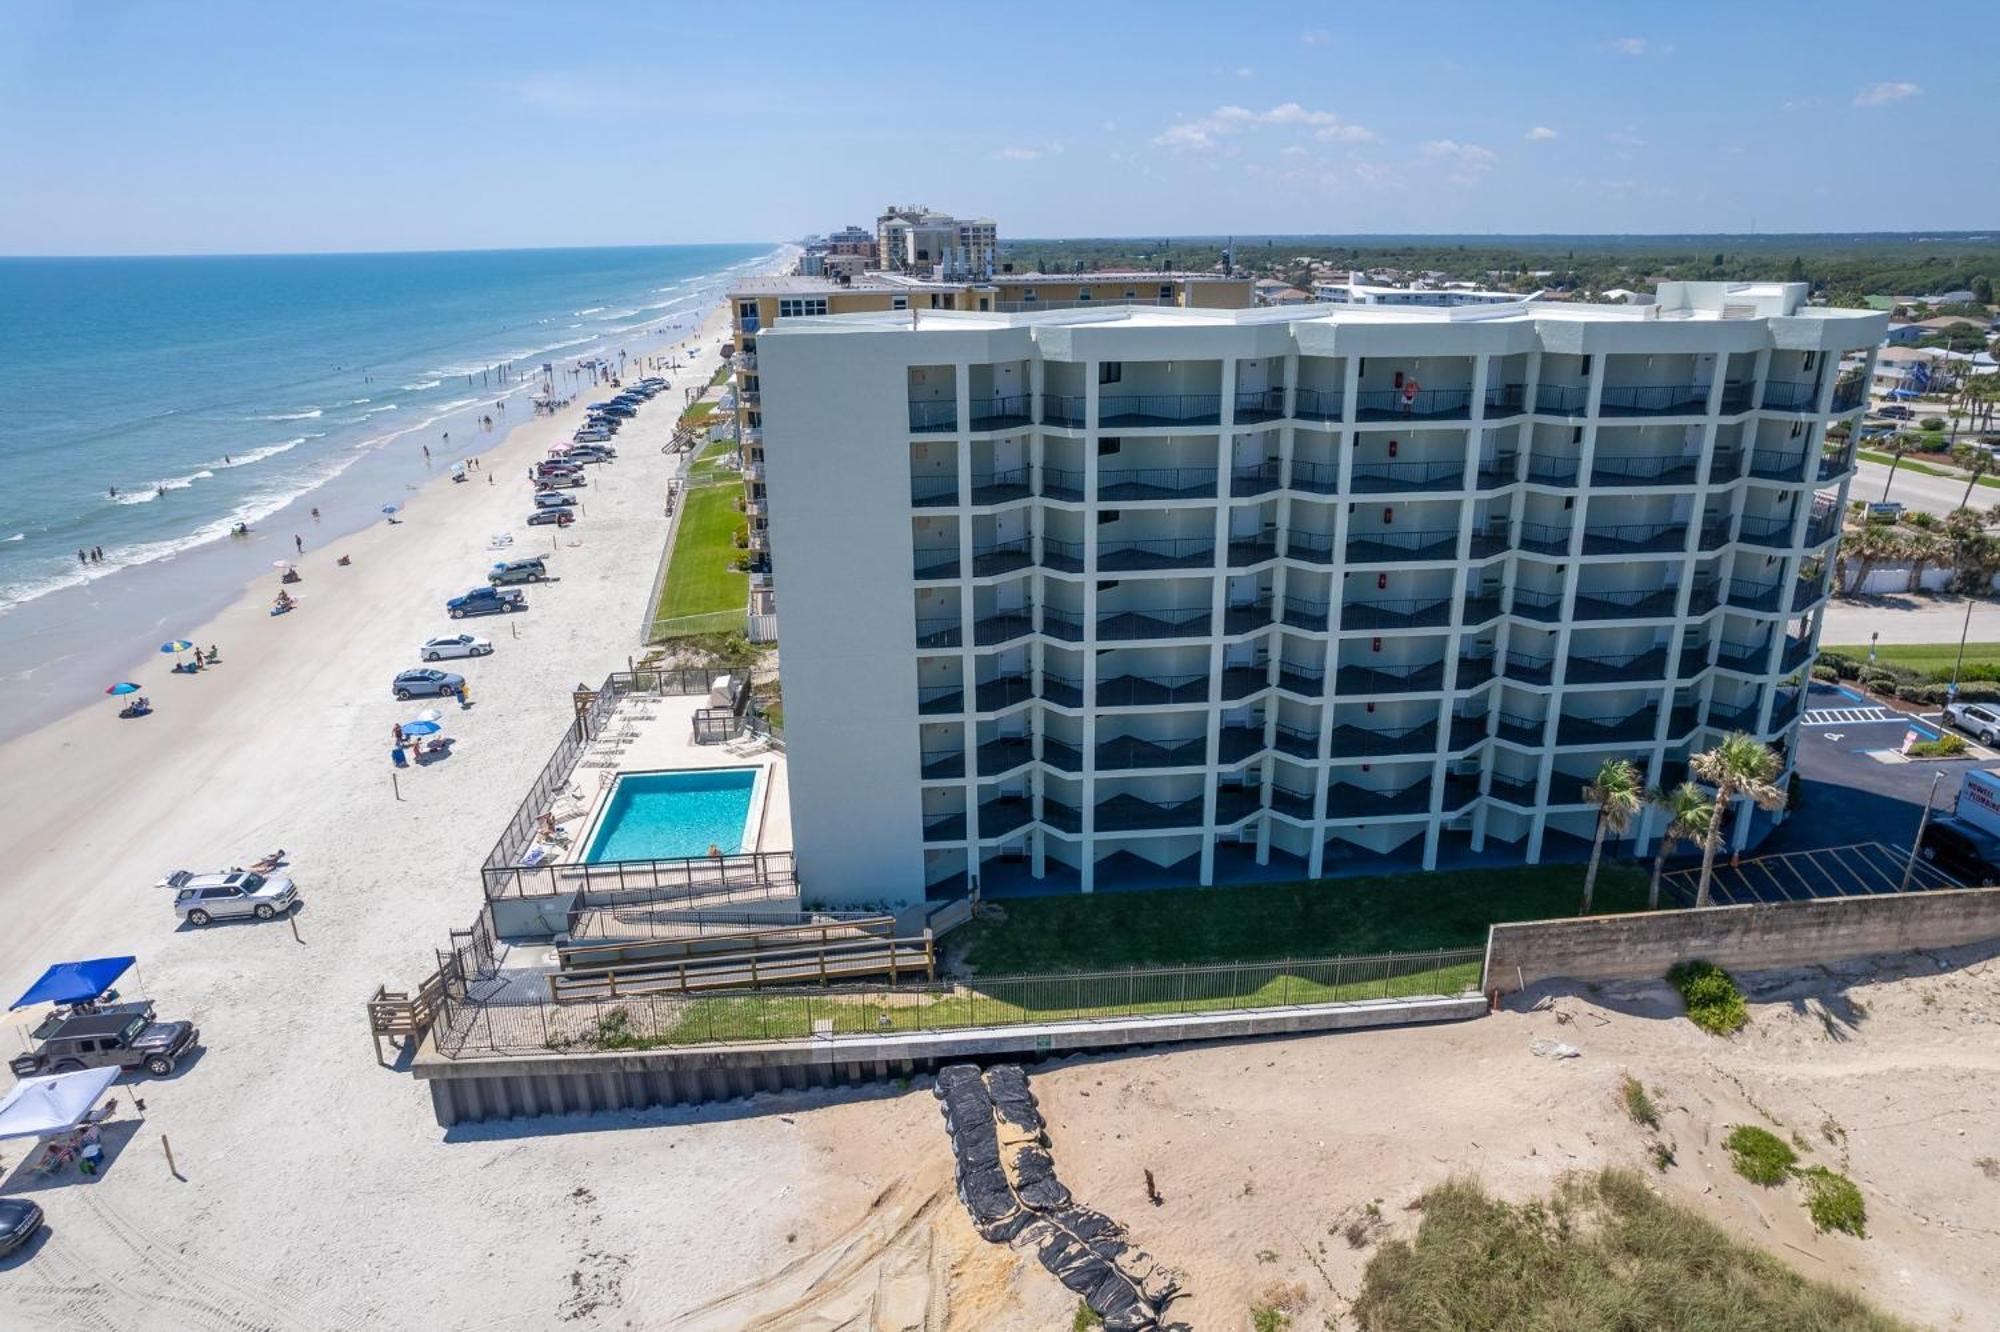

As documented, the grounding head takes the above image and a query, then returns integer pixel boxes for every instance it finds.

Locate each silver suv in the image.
[161,870,300,926]
[1945,701,2000,745]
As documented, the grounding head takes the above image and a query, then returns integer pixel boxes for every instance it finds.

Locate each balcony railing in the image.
[911,474,959,507]
[1040,674,1083,708]
[971,609,1035,646]
[1467,528,1509,558]
[1098,537,1216,572]
[1355,387,1473,420]
[1449,712,1491,750]
[1220,665,1272,700]
[1096,793,1209,832]
[1289,459,1341,494]
[1781,635,1813,674]
[1566,646,1668,684]
[1457,655,1497,688]
[913,544,960,578]
[1511,589,1565,622]
[1042,393,1086,427]
[1726,580,1784,613]
[1715,637,1771,672]
[1736,515,1797,550]
[1792,572,1830,610]
[915,616,962,649]
[1041,607,1086,641]
[917,685,965,715]
[1747,449,1808,482]
[1328,721,1437,757]
[1817,447,1856,482]
[1571,587,1682,621]
[1502,652,1554,685]
[1475,454,1520,488]
[909,400,958,433]
[1230,461,1284,496]
[1486,384,1528,416]
[969,468,1032,504]
[1217,725,1268,764]
[1717,382,1754,414]
[975,736,1034,776]
[1346,530,1458,563]
[1276,660,1327,696]
[1487,774,1540,806]
[1831,376,1869,413]
[1534,384,1589,416]
[1227,535,1280,566]
[1098,393,1221,427]
[1496,711,1547,745]
[1582,523,1687,555]
[1519,522,1573,556]
[968,394,1033,430]
[1273,723,1321,760]
[1525,454,1582,485]
[1341,597,1453,630]
[1698,518,1733,551]
[1224,599,1277,633]
[1234,387,1286,422]
[1097,466,1218,500]
[1325,781,1433,818]
[1293,386,1344,421]
[1556,708,1661,746]
[1761,379,1821,412]
[1096,732,1210,771]
[970,538,1034,576]
[1094,605,1212,641]
[920,747,965,779]
[1040,538,1085,573]
[1706,698,1762,732]
[1349,460,1466,493]
[977,799,1032,838]
[1337,660,1447,695]
[1462,592,1504,623]
[1038,466,1084,501]
[974,677,1034,711]
[922,812,967,842]
[1096,672,1210,707]
[1597,384,1709,416]
[1281,595,1330,632]
[1589,453,1701,486]
[1268,783,1316,820]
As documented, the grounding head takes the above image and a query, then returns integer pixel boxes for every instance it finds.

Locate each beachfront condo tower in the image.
[755,283,1883,907]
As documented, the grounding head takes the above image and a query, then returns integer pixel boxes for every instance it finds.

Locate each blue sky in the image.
[2,0,1990,254]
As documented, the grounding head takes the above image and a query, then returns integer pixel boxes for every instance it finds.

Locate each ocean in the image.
[0,242,775,731]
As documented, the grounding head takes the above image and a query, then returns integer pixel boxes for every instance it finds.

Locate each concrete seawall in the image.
[1485,885,2000,990]
[412,993,1486,1126]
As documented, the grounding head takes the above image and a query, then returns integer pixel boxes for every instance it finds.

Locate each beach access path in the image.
[0,286,889,1330]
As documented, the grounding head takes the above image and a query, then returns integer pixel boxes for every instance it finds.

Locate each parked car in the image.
[163,869,299,926]
[562,449,609,466]
[531,491,578,509]
[421,633,492,661]
[1945,702,2000,744]
[9,1008,199,1079]
[568,443,615,459]
[536,471,585,488]
[392,667,465,699]
[1874,404,1915,420]
[572,427,613,443]
[490,558,548,586]
[526,508,575,527]
[445,585,525,618]
[0,1198,42,1257]
[597,402,637,418]
[1918,817,2000,885]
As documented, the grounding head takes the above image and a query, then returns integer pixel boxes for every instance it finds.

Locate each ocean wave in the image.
[401,378,441,391]
[573,306,607,316]
[111,468,214,504]
[359,402,399,416]
[210,438,305,469]
[345,396,372,405]
[256,408,323,421]
[2,533,21,543]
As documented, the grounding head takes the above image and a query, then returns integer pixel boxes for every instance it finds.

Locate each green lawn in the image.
[650,479,745,633]
[1823,642,2000,677]
[956,863,1651,973]
[678,398,717,426]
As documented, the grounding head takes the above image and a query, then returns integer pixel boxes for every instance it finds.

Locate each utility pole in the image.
[1950,596,1976,703]
[1901,770,1946,891]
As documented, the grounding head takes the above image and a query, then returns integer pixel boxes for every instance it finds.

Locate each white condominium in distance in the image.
[757,282,1882,908]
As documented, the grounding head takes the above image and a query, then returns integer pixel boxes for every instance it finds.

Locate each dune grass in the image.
[1352,1171,1911,1331]
[650,478,745,631]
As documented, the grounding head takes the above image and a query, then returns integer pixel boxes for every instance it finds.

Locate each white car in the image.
[159,870,300,927]
[421,633,492,662]
[1945,701,2000,745]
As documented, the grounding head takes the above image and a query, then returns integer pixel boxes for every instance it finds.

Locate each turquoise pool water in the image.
[584,768,756,863]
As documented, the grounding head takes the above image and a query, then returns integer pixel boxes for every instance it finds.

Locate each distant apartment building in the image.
[727,271,1256,615]
[752,282,1882,907]
[875,204,999,277]
[1315,275,1524,308]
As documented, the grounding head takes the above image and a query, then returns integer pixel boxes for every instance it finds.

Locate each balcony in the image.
[977,798,1033,839]
[969,468,1032,504]
[1041,538,1085,574]
[1708,446,1743,479]
[1269,783,1317,820]
[1534,384,1588,416]
[917,685,965,715]
[1736,515,1797,551]
[1325,781,1433,818]
[1697,518,1732,551]
[1276,660,1327,696]
[1462,591,1505,624]
[1040,674,1084,708]
[922,812,967,842]
[1519,522,1573,556]
[1096,793,1208,832]
[1293,387,1344,422]
[1341,597,1453,630]
[1227,534,1280,567]
[1328,721,1437,757]
[1230,461,1284,497]
[920,747,966,779]
[1041,798,1083,834]
[733,351,757,372]
[1281,595,1330,632]
[1582,522,1688,555]
[1818,447,1856,483]
[911,474,960,507]
[1781,635,1813,673]
[1042,393,1086,428]
[1761,379,1821,412]
[1706,698,1763,732]
[1355,387,1473,421]
[1496,711,1547,745]
[1350,460,1466,493]
[1556,708,1661,746]
[974,677,1035,711]
[975,736,1034,776]
[1339,660,1447,695]
[1511,589,1564,623]
[968,394,1033,431]
[912,544,960,579]
[1715,637,1771,673]
[1283,530,1336,565]
[1831,376,1869,414]
[1273,722,1320,760]
[1566,646,1668,684]
[1803,507,1841,546]
[1095,605,1212,641]
[1097,673,1210,707]
[1770,687,1805,728]
[1717,382,1754,414]
[1792,572,1830,611]
[1098,393,1221,428]
[1476,454,1520,489]
[1486,383,1528,417]
[1041,607,1086,642]
[1725,579,1784,613]
[1223,599,1277,634]
[1525,454,1581,486]
[909,401,958,433]
[1747,449,1808,483]
[1572,587,1682,621]
[1589,453,1700,486]
[970,538,1034,577]
[1234,387,1286,423]
[1457,655,1497,687]
[1449,711,1490,750]
[971,609,1035,646]
[1217,724,1268,764]
[915,616,962,649]
[1098,466,1218,501]
[1221,665,1272,700]
[1038,467,1085,501]
[1597,383,1710,417]
[1467,528,1509,558]
[1040,739,1085,773]
[1289,459,1340,494]
[1096,732,1210,771]
[1098,537,1216,572]
[1487,774,1540,806]
[1345,530,1459,563]
[1502,653,1554,686]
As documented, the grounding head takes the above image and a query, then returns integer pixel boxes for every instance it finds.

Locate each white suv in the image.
[160,870,300,926]
[1945,702,2000,745]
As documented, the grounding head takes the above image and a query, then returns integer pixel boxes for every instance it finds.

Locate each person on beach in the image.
[108,486,117,499]
[78,548,87,565]
[311,507,321,521]
[422,445,430,461]
[294,534,303,554]
[93,546,104,562]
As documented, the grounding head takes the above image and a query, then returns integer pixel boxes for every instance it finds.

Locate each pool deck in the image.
[523,692,791,870]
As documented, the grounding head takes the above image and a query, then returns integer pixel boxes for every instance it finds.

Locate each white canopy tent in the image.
[0,1066,120,1141]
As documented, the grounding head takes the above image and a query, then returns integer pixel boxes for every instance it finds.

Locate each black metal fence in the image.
[432,947,1485,1057]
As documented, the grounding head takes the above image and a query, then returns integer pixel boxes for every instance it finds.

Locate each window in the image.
[1097,437,1122,455]
[891,296,907,310]
[1124,289,1137,300]
[1158,284,1174,302]
[1022,288,1038,303]
[776,298,828,318]
[737,300,759,322]
[1099,362,1123,385]
[1098,509,1121,524]
[978,298,990,311]
[1077,288,1092,302]
[1803,352,1818,372]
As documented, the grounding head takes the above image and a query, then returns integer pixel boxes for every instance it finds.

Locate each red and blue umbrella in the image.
[105,682,141,696]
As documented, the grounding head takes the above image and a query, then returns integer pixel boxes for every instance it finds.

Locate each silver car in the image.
[164,870,300,926]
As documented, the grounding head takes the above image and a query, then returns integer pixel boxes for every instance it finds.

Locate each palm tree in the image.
[1903,527,1950,593]
[1950,443,1995,509]
[1580,757,1645,914]
[1841,523,1902,598]
[1878,432,1920,502]
[1647,782,1712,908]
[1690,733,1788,908]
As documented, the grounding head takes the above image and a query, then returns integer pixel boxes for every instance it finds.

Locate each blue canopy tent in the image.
[11,957,136,1010]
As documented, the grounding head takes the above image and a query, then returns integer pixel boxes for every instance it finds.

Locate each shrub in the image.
[1666,960,1748,1035]
[1620,1074,1660,1129]
[1856,668,1900,694]
[1816,652,1862,680]
[1070,1302,1105,1331]
[1902,509,1939,529]
[1811,664,1840,682]
[1920,416,1947,432]
[1724,1126,1798,1185]
[1908,733,1968,758]
[1799,1167,1867,1237]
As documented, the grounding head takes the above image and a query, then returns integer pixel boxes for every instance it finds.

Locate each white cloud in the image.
[1236,66,1255,78]
[1153,102,1374,150]
[1101,120,1118,132]
[1525,126,1558,141]
[1301,27,1332,45]
[1422,139,1497,168]
[1854,80,1921,107]
[1611,36,1649,55]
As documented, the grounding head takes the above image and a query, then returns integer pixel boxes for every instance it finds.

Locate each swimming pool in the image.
[583,767,760,863]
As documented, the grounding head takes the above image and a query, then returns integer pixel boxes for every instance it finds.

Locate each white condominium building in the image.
[757,283,1882,907]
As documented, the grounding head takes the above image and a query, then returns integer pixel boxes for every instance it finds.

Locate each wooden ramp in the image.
[548,931,935,1001]
[557,916,897,974]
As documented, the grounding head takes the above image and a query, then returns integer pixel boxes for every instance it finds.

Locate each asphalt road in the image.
[1853,457,1989,516]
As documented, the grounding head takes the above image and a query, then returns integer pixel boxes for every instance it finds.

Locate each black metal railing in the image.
[1096,673,1211,707]
[1534,384,1588,416]
[1037,466,1085,500]
[1230,460,1284,496]
[969,468,1032,503]
[1355,387,1473,420]
[909,400,958,432]
[1761,379,1821,412]
[1098,393,1222,426]
[1234,387,1286,421]
[1289,458,1341,493]
[1582,523,1687,555]
[1342,597,1453,630]
[1747,449,1807,482]
[915,615,963,648]
[1831,376,1868,413]
[911,474,959,506]
[1098,537,1217,571]
[1525,454,1582,485]
[1346,530,1458,563]
[1349,459,1467,492]
[1097,466,1219,499]
[1293,386,1343,421]
[1283,530,1336,564]
[968,394,1033,429]
[1041,392,1086,426]
[1597,383,1708,416]
[913,544,960,578]
[1590,453,1700,485]
[1094,605,1212,640]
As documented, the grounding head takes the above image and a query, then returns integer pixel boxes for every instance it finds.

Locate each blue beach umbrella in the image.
[381,504,399,516]
[105,682,141,696]
[159,640,194,654]
[399,718,442,737]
